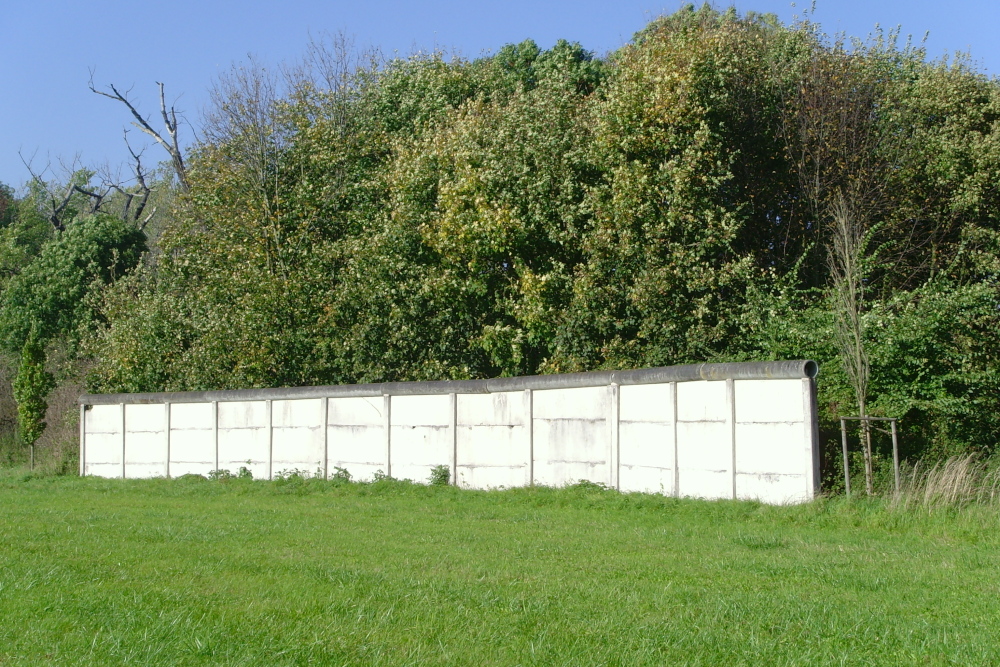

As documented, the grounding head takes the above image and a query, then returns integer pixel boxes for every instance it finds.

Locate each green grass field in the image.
[1,471,998,665]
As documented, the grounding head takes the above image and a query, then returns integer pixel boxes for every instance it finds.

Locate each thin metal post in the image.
[891,419,900,496]
[840,418,851,497]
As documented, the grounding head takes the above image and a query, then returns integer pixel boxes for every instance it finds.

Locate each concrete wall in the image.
[79,361,820,504]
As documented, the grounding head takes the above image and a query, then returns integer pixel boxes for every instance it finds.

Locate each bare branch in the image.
[138,206,157,231]
[122,130,153,222]
[72,184,109,213]
[19,151,72,231]
[89,74,189,192]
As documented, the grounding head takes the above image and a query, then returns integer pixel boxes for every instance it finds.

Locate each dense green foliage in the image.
[0,213,146,353]
[2,474,1000,664]
[2,5,998,472]
[0,171,153,462]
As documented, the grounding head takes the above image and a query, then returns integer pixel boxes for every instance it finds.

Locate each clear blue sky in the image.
[1,1,996,189]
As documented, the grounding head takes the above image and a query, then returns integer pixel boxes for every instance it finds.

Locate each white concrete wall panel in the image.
[676,421,732,500]
[217,400,269,478]
[392,394,452,426]
[327,424,386,480]
[675,381,732,499]
[327,397,386,482]
[168,435,215,477]
[618,384,674,494]
[456,392,529,489]
[619,418,675,495]
[621,465,675,496]
[84,432,123,476]
[125,403,166,433]
[328,397,384,426]
[272,398,322,427]
[735,423,808,477]
[733,379,811,503]
[457,391,527,426]
[736,472,811,504]
[124,434,168,478]
[735,379,805,423]
[390,395,453,483]
[83,405,123,476]
[218,401,268,429]
[677,380,729,422]
[272,425,324,476]
[85,405,123,434]
[532,386,610,487]
[86,463,125,478]
[218,428,269,479]
[170,402,214,429]
[124,404,167,479]
[736,422,812,503]
[458,464,530,490]
[271,399,324,475]
[167,402,215,477]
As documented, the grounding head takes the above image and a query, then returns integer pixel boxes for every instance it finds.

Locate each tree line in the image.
[2,5,998,486]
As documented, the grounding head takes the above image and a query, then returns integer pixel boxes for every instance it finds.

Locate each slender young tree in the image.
[12,328,54,449]
[827,193,875,492]
[780,37,912,494]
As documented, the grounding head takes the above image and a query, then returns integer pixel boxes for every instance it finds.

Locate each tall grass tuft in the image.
[893,454,1000,511]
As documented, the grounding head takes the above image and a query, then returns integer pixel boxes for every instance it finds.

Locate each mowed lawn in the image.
[1,473,998,665]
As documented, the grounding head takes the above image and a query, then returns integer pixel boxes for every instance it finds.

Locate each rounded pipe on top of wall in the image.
[78,359,819,406]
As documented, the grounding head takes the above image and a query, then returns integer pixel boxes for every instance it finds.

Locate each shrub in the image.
[428,464,451,486]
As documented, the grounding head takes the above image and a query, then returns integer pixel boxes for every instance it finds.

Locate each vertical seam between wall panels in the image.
[610,383,620,490]
[803,377,819,498]
[165,402,171,479]
[672,382,679,498]
[802,378,810,496]
[121,403,126,479]
[213,401,219,473]
[384,394,392,479]
[266,399,273,480]
[450,393,458,486]
[811,379,820,495]
[728,379,737,500]
[322,397,329,480]
[79,404,86,477]
[527,389,534,486]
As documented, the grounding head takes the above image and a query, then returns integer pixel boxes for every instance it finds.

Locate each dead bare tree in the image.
[19,148,156,232]
[89,78,190,192]
[19,153,97,231]
[110,132,156,229]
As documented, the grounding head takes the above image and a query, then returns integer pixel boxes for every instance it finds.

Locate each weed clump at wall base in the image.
[428,464,450,486]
